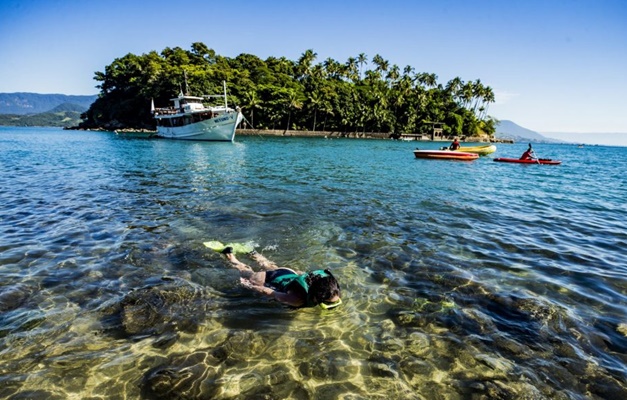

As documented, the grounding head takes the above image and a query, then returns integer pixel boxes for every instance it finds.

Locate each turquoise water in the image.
[1,126,626,399]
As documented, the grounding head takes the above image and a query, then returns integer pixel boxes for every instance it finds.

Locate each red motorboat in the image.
[413,149,479,161]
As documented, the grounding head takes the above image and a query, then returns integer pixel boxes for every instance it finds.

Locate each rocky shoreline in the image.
[236,128,513,143]
[64,126,513,143]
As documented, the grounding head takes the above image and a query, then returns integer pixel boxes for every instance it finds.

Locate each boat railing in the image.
[154,107,180,116]
[154,105,236,117]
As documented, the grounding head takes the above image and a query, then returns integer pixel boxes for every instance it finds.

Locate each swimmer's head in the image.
[306,269,342,309]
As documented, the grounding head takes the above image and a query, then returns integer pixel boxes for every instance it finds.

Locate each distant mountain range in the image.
[0,92,98,128]
[0,92,97,114]
[495,120,564,143]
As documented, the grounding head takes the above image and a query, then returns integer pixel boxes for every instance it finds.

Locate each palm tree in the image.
[471,79,484,115]
[403,65,414,79]
[323,57,342,79]
[461,81,474,110]
[387,64,400,86]
[345,57,359,82]
[242,89,261,128]
[422,73,438,88]
[445,77,463,104]
[307,91,322,131]
[372,54,389,78]
[479,85,495,120]
[284,88,304,131]
[393,71,413,131]
[357,53,368,80]
[297,49,317,81]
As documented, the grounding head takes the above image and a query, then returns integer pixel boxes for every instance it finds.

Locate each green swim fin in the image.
[203,240,255,254]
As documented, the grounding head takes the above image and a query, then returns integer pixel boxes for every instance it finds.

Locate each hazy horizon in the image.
[541,132,627,147]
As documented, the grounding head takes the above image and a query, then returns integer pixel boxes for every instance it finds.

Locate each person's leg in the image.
[223,248,267,285]
[223,250,255,278]
[250,251,280,271]
[251,251,304,274]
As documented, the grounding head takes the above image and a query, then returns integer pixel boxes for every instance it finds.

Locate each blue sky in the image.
[1,0,626,143]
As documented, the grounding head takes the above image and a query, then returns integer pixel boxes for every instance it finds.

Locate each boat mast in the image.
[223,81,228,108]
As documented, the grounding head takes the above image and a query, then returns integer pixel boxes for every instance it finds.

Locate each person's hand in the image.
[240,277,254,289]
[240,278,274,296]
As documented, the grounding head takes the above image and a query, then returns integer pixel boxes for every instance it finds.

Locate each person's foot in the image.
[247,249,257,256]
[221,246,233,255]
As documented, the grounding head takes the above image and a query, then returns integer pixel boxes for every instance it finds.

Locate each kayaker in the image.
[221,247,342,309]
[520,143,536,160]
[449,138,461,150]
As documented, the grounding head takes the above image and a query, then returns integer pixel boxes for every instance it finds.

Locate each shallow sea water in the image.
[1,127,626,399]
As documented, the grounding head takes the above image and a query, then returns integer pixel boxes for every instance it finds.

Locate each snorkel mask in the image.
[319,297,342,310]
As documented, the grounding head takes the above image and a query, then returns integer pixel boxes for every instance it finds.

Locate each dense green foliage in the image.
[81,43,496,136]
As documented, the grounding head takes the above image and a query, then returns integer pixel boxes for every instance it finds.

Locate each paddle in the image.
[531,148,541,164]
[524,143,540,164]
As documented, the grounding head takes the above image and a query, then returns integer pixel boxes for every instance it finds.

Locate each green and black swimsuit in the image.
[264,268,330,308]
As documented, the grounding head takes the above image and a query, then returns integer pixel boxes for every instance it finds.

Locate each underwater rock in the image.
[142,349,224,399]
[404,331,430,357]
[492,333,530,357]
[298,351,358,381]
[0,284,32,312]
[142,342,307,400]
[7,390,65,400]
[316,381,367,399]
[585,373,627,399]
[103,276,216,339]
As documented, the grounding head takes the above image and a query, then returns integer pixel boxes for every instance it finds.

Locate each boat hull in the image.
[457,144,496,155]
[156,112,242,141]
[493,157,561,165]
[413,150,479,160]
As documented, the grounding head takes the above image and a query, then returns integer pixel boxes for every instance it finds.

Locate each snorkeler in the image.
[221,247,342,309]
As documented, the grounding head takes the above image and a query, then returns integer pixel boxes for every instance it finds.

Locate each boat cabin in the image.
[171,94,205,113]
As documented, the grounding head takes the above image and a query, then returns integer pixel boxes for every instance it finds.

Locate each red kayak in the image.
[493,157,561,165]
[413,150,479,161]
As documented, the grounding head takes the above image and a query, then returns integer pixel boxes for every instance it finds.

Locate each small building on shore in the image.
[429,122,444,141]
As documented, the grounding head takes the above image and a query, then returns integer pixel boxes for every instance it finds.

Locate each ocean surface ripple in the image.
[1,127,626,399]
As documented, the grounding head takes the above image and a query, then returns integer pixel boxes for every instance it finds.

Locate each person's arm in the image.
[240,278,305,307]
[272,290,306,307]
[241,278,273,295]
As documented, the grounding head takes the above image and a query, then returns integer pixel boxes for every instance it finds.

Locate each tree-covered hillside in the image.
[0,106,83,128]
[80,42,496,136]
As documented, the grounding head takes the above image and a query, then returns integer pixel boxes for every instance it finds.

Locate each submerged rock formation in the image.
[100,276,217,342]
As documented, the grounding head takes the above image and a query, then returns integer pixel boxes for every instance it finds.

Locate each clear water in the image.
[1,127,626,399]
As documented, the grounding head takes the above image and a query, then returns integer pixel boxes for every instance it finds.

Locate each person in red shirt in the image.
[449,138,461,150]
[520,143,536,160]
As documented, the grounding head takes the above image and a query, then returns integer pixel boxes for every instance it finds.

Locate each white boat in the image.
[153,82,242,141]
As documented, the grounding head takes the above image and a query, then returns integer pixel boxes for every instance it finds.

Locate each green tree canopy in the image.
[80,43,496,137]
